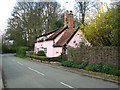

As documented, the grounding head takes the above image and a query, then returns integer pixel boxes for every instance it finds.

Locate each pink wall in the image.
[34,40,62,57]
[34,40,53,57]
[53,47,62,57]
[68,30,91,47]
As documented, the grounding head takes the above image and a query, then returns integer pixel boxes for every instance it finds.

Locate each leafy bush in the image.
[16,47,29,58]
[26,54,62,62]
[108,68,120,76]
[72,63,80,68]
[79,61,89,69]
[101,64,112,73]
[29,52,34,55]
[61,61,73,67]
[84,62,120,76]
[90,62,103,72]
[37,50,46,56]
[84,64,94,70]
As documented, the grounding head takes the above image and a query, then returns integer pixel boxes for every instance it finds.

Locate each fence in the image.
[67,46,120,66]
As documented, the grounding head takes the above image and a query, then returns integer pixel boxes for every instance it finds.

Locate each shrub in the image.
[101,64,112,73]
[84,62,120,76]
[37,50,46,56]
[84,64,94,70]
[29,52,34,55]
[16,47,29,58]
[61,61,73,67]
[90,62,103,72]
[79,61,89,69]
[26,54,62,62]
[108,68,120,76]
[72,63,80,68]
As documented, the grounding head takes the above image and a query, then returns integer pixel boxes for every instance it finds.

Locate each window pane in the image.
[44,48,47,54]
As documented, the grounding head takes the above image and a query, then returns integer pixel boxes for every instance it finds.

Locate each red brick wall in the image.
[64,10,73,28]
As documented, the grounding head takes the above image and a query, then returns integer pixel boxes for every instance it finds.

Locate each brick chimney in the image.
[64,10,73,28]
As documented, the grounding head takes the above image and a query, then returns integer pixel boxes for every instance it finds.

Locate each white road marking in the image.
[60,82,74,88]
[17,62,23,66]
[27,67,44,76]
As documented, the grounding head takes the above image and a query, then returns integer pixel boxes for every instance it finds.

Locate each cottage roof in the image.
[37,26,68,42]
[36,25,79,47]
[53,27,79,47]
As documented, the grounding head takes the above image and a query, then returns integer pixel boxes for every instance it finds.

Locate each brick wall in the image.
[64,10,73,28]
[67,46,120,66]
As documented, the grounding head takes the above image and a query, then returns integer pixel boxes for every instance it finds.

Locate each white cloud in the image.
[57,0,76,11]
[0,0,17,35]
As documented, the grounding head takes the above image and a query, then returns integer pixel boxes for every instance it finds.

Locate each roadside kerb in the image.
[25,57,120,84]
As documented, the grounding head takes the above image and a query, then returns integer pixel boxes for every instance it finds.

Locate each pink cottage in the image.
[34,10,90,57]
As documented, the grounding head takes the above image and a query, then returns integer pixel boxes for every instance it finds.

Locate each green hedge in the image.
[16,47,29,58]
[26,54,62,62]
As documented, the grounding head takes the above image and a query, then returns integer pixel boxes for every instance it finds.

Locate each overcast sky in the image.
[0,0,113,35]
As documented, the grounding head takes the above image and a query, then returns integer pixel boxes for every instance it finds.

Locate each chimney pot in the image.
[64,10,73,28]
[70,10,72,13]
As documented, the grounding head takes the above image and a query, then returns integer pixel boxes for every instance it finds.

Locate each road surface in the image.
[2,54,119,88]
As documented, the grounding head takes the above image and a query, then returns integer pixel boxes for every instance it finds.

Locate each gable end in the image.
[64,27,79,46]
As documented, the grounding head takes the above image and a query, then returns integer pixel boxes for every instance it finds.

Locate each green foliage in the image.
[80,1,120,46]
[79,61,89,69]
[84,62,120,76]
[84,64,94,70]
[26,54,62,62]
[29,52,34,55]
[61,61,74,67]
[108,68,120,76]
[54,20,64,29]
[12,38,28,51]
[101,64,112,73]
[90,62,103,72]
[72,63,80,68]
[37,50,46,56]
[5,2,64,49]
[2,44,10,53]
[16,47,29,58]
[2,43,15,53]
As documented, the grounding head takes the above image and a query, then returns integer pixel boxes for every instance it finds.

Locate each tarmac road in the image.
[2,54,119,88]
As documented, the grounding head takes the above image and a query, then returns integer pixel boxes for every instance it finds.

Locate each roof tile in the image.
[53,27,76,47]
